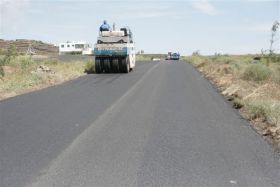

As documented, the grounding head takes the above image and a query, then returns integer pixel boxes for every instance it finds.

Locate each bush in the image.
[268,103,280,126]
[271,67,280,84]
[0,49,15,77]
[261,53,280,65]
[0,45,18,65]
[0,65,4,77]
[245,101,280,126]
[84,60,95,73]
[241,63,271,82]
[211,56,235,64]
[20,56,34,70]
[246,101,268,120]
[0,48,6,55]
[7,45,18,57]
[185,55,208,67]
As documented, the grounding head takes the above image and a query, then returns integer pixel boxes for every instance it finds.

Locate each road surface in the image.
[0,61,279,187]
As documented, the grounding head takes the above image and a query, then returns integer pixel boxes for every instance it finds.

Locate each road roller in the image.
[94,27,136,73]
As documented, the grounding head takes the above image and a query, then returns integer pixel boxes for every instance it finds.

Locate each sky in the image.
[0,0,279,55]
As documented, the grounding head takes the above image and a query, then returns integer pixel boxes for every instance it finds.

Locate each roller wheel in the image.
[121,57,130,73]
[112,58,119,73]
[95,58,101,74]
[129,57,133,71]
[104,59,111,73]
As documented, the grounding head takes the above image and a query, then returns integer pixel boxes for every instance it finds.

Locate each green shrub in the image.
[45,59,58,65]
[268,103,280,126]
[245,101,268,120]
[213,56,235,64]
[84,60,95,74]
[7,45,18,57]
[0,45,18,67]
[245,101,280,125]
[232,61,244,69]
[20,56,34,69]
[0,54,13,77]
[0,66,4,77]
[0,48,6,55]
[271,67,280,84]
[229,61,249,76]
[184,55,208,67]
[241,63,271,82]
[69,51,82,55]
[261,54,280,65]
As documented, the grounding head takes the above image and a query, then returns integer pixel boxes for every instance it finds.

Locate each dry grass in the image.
[0,55,87,100]
[84,60,95,74]
[241,64,271,82]
[244,100,280,125]
[136,54,152,61]
[136,54,166,61]
[184,54,280,147]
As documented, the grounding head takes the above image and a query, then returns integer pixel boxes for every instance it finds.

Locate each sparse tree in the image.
[214,52,221,56]
[192,50,200,56]
[261,21,280,65]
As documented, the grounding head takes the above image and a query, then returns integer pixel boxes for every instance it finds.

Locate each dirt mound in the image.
[0,39,58,55]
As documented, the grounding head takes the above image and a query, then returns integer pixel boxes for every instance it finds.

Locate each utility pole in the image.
[113,23,116,31]
[269,21,279,54]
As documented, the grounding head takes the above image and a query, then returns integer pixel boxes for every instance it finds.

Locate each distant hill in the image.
[0,39,58,55]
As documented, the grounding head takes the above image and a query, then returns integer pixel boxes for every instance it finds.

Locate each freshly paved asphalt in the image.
[0,61,279,187]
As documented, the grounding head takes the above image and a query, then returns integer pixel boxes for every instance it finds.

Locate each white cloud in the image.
[192,0,217,16]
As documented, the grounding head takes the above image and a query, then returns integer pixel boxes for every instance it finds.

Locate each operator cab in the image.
[120,27,133,43]
[97,27,133,44]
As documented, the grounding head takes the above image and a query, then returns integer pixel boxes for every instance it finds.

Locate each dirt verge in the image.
[184,55,280,149]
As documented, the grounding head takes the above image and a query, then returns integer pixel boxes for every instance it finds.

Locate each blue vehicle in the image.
[166,52,180,60]
[170,52,180,60]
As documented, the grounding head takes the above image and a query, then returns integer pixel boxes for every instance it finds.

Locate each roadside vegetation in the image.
[84,60,95,74]
[136,54,166,61]
[0,46,90,100]
[184,53,280,147]
[136,54,151,61]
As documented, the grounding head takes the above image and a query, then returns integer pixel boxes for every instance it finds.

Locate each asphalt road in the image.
[0,61,279,187]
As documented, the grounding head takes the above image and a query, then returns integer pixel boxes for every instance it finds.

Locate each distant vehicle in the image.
[170,52,180,60]
[94,26,136,73]
[166,52,172,60]
[59,41,93,55]
[166,52,180,60]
